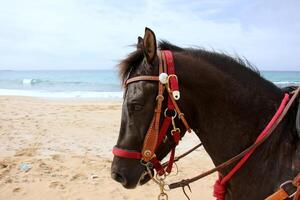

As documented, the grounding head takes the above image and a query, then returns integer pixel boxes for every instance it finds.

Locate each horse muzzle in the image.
[111,156,145,189]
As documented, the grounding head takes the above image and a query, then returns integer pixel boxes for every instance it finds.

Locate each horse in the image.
[111,27,300,200]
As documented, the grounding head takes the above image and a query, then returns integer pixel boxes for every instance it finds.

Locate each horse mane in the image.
[159,41,261,79]
[118,41,261,85]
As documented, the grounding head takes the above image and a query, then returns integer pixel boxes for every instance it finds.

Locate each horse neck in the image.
[174,52,284,170]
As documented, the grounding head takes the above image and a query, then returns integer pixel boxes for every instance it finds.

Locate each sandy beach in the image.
[0,96,215,200]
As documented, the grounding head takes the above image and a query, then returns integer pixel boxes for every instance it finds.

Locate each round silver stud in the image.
[159,73,168,84]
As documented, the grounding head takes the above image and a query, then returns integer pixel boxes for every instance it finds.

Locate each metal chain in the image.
[145,165,169,200]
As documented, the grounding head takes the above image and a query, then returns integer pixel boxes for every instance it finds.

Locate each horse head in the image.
[111,28,186,188]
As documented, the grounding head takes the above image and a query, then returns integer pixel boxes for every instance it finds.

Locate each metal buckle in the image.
[167,74,178,82]
[156,95,164,101]
[140,160,154,169]
[171,128,180,134]
[167,75,180,100]
[164,108,177,118]
[280,180,297,198]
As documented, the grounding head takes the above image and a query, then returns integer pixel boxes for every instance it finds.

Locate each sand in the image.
[0,96,216,200]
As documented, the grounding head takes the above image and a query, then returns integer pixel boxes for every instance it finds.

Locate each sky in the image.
[0,0,299,71]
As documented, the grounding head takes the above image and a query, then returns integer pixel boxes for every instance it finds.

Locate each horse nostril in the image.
[112,171,125,184]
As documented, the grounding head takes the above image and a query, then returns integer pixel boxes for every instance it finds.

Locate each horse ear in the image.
[137,36,143,49]
[143,27,157,64]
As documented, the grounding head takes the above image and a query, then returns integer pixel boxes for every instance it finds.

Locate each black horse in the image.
[111,28,300,199]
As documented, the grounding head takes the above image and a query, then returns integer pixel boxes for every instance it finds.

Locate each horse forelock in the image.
[118,41,182,85]
[118,49,144,85]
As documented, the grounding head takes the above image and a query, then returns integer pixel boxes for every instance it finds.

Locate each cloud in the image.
[0,0,299,70]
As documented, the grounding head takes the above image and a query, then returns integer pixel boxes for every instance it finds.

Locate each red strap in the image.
[166,148,176,173]
[213,174,226,200]
[220,93,290,185]
[168,96,175,110]
[112,147,142,159]
[163,50,179,92]
[172,130,181,145]
[157,117,172,148]
[166,130,181,173]
[213,93,290,200]
[151,157,165,176]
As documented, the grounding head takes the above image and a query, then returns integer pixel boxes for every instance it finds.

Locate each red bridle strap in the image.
[164,50,179,96]
[213,93,290,200]
[113,50,189,176]
[112,147,142,159]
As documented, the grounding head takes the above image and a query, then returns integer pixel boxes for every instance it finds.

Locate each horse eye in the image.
[132,104,143,111]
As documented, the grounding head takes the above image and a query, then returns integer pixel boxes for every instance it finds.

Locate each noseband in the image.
[113,50,191,175]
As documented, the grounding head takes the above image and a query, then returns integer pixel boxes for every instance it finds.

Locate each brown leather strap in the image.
[126,50,192,161]
[265,188,289,200]
[293,173,300,187]
[162,143,202,167]
[142,51,165,161]
[293,173,300,200]
[293,188,300,200]
[169,87,300,190]
[125,76,159,86]
[265,171,300,200]
[167,89,191,132]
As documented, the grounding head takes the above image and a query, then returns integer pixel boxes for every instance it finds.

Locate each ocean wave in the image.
[20,79,105,85]
[22,79,41,85]
[274,81,300,87]
[274,81,300,84]
[0,77,121,92]
[0,89,123,100]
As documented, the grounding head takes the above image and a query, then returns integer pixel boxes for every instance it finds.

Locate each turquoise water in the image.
[0,70,122,99]
[261,71,300,86]
[0,70,120,91]
[0,70,299,99]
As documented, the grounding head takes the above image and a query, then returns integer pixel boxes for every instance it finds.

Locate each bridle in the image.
[113,50,192,177]
[112,49,300,200]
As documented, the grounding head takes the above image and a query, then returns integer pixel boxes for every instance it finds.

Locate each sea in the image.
[0,70,299,100]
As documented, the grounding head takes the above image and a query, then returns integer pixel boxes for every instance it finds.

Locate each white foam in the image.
[274,81,300,85]
[0,89,123,100]
[22,79,33,85]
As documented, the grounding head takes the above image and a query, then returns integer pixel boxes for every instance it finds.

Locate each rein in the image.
[168,87,300,200]
[112,49,300,200]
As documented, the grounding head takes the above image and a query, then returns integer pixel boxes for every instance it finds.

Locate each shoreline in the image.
[0,94,123,103]
[0,89,123,101]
